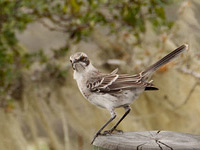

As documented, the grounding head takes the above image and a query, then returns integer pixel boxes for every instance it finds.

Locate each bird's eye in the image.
[79,56,85,61]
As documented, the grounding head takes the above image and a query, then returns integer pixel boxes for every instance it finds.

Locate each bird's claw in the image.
[113,128,123,133]
[102,130,112,135]
[91,129,123,144]
[102,128,123,135]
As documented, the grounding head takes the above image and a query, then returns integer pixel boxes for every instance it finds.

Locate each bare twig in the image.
[176,82,198,109]
[179,67,200,80]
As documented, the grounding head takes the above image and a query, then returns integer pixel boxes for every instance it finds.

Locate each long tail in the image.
[141,44,188,81]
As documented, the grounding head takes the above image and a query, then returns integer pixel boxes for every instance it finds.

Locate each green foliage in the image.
[0,0,173,108]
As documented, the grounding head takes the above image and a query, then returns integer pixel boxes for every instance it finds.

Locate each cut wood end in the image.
[93,131,200,150]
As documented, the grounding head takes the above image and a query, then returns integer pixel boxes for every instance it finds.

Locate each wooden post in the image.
[93,131,200,150]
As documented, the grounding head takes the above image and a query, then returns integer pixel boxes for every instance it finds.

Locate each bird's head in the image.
[70,52,90,72]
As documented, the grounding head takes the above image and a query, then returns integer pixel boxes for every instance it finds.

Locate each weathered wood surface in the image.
[93,131,200,150]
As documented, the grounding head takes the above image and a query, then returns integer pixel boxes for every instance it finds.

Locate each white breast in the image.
[73,71,91,99]
[88,93,119,109]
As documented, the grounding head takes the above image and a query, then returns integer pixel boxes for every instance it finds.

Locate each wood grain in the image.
[93,131,200,150]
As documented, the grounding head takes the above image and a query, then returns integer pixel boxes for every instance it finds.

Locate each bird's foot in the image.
[102,128,123,135]
[91,129,123,144]
[113,128,123,133]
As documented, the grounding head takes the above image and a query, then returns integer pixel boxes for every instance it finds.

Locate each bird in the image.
[69,44,188,144]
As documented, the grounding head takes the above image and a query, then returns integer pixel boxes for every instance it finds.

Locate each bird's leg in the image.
[103,105,131,134]
[91,110,116,144]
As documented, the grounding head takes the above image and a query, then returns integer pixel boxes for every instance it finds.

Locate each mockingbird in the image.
[70,44,188,144]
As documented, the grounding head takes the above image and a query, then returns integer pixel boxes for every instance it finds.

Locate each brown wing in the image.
[86,73,157,93]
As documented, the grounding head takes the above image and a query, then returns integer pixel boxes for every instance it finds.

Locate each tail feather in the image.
[145,87,159,91]
[141,44,188,80]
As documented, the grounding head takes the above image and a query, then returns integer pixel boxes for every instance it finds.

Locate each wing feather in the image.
[86,72,156,93]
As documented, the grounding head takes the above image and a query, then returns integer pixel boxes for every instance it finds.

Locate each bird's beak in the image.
[71,59,80,70]
[71,62,76,70]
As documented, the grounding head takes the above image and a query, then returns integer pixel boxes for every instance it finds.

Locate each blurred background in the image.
[0,0,200,149]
